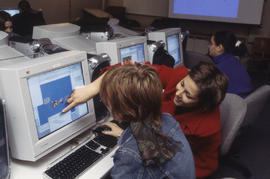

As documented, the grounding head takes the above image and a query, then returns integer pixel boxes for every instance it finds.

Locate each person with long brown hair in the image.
[63,61,228,178]
[98,64,195,178]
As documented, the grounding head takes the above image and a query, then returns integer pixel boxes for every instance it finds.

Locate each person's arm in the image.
[62,72,106,112]
[152,65,174,88]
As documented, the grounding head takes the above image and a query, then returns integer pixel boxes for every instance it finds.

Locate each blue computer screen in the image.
[167,34,181,66]
[173,0,240,18]
[28,63,88,139]
[3,9,19,16]
[120,44,145,64]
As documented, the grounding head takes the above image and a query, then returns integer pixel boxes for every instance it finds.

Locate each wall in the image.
[0,0,101,24]
[108,0,270,39]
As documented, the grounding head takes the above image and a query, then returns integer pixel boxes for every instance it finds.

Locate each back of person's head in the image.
[0,11,11,31]
[18,0,31,13]
[101,64,182,167]
[189,61,228,112]
[100,64,163,123]
[213,30,247,57]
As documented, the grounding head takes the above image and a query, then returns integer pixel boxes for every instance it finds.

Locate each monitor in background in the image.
[33,23,80,39]
[1,9,19,16]
[96,36,148,65]
[166,34,181,67]
[148,28,184,67]
[0,50,96,161]
[32,23,96,54]
[120,43,145,64]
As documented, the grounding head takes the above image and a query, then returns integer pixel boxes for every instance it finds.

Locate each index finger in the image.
[62,102,76,113]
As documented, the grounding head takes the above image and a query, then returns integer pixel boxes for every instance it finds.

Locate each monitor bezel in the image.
[1,51,96,161]
[20,59,95,158]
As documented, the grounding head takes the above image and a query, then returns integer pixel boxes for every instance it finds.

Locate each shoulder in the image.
[11,14,20,20]
[153,64,188,75]
[117,128,141,160]
[176,107,221,136]
[194,108,221,136]
[161,113,185,139]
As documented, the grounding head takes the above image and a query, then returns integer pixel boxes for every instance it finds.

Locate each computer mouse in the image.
[94,125,112,133]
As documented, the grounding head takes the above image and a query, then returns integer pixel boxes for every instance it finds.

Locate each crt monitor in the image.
[0,31,8,46]
[0,50,96,161]
[32,23,96,54]
[96,36,148,65]
[33,23,80,39]
[148,28,184,67]
[1,9,19,16]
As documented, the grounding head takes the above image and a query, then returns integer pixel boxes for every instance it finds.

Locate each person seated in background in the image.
[0,11,13,35]
[208,30,253,98]
[63,61,229,179]
[12,0,46,37]
[98,64,196,178]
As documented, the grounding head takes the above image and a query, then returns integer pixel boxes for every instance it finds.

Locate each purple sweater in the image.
[214,53,253,98]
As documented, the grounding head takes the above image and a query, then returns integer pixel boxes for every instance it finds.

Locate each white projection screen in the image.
[169,0,265,25]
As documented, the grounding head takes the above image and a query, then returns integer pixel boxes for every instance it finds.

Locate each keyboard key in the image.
[86,140,100,150]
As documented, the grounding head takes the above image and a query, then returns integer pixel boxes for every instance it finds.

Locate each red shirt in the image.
[154,65,221,178]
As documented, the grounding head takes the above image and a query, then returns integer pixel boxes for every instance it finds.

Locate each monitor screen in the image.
[0,51,95,161]
[169,0,264,25]
[27,63,88,139]
[167,34,181,66]
[3,9,19,16]
[120,44,145,64]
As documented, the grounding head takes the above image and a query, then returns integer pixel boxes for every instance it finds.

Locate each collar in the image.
[214,53,230,64]
[117,127,132,145]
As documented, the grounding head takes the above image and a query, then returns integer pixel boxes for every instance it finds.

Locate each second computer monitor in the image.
[148,28,184,67]
[96,36,148,65]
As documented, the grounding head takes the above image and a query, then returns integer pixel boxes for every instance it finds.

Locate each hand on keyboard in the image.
[99,122,123,138]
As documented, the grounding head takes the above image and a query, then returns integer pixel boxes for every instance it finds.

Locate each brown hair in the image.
[100,64,163,123]
[0,11,11,31]
[189,61,228,112]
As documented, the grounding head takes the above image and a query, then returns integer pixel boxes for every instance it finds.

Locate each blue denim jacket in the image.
[110,113,196,179]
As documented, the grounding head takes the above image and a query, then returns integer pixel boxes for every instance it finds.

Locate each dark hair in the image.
[100,64,163,123]
[189,61,228,112]
[213,30,247,57]
[152,47,175,68]
[0,11,11,31]
[18,0,31,13]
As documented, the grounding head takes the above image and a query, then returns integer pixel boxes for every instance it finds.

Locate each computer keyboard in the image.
[44,133,117,179]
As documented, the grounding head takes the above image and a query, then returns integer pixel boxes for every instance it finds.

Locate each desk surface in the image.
[10,131,118,179]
